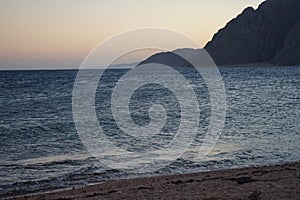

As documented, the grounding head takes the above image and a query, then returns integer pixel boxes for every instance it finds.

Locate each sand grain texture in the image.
[7,162,300,200]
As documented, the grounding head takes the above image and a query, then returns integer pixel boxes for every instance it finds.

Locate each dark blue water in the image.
[0,66,299,197]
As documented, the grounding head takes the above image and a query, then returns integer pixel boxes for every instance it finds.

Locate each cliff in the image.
[205,0,300,66]
[141,0,300,66]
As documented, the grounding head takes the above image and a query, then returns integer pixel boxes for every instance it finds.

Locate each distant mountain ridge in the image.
[141,0,300,66]
[139,48,200,68]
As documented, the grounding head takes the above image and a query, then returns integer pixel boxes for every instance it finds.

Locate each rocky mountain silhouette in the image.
[139,48,199,68]
[141,0,300,66]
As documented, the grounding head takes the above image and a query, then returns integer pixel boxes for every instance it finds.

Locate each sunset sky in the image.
[0,0,265,70]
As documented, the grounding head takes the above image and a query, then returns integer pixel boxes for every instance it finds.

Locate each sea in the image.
[0,66,299,197]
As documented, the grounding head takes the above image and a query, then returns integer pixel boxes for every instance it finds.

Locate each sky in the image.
[0,0,265,70]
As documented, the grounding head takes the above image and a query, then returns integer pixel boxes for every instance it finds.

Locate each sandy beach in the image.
[6,162,300,200]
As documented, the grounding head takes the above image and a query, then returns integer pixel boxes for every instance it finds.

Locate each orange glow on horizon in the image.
[0,0,265,69]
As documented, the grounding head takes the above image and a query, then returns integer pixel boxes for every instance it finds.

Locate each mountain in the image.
[139,48,199,68]
[141,0,300,66]
[205,0,300,66]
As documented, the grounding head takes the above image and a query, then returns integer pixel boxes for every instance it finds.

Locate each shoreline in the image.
[6,162,300,200]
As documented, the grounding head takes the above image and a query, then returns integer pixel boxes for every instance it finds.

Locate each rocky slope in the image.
[142,0,300,66]
[205,0,300,66]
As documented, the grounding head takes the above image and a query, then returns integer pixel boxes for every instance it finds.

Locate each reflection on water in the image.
[0,66,299,197]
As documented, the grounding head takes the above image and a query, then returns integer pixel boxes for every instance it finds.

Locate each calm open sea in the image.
[0,66,299,197]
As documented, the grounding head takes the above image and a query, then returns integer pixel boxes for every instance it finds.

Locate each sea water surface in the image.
[0,66,299,197]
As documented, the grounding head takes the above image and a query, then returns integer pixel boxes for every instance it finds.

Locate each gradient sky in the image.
[0,0,265,70]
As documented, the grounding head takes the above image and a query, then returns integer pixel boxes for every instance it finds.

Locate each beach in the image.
[1,0,300,199]
[7,162,300,200]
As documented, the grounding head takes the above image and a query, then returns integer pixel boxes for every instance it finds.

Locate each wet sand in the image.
[7,162,300,200]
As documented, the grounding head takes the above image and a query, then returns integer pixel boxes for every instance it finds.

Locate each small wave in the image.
[0,153,92,167]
